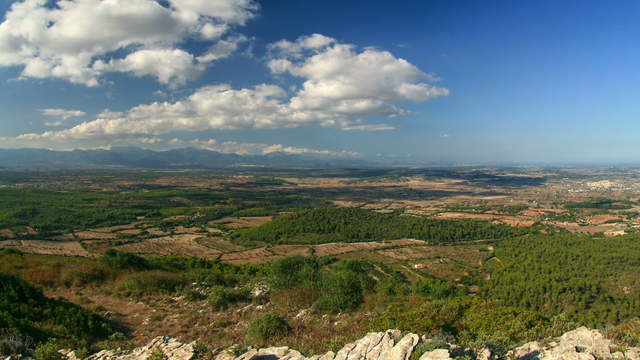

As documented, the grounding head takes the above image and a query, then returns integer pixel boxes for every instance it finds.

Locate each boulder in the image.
[418,349,451,360]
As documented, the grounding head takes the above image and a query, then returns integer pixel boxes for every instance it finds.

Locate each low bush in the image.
[60,262,111,287]
[100,249,148,270]
[245,313,291,342]
[0,328,35,356]
[269,255,322,289]
[412,277,462,299]
[208,286,251,311]
[115,271,185,296]
[607,318,640,347]
[34,339,62,360]
[95,332,132,351]
[317,272,364,313]
[147,348,168,360]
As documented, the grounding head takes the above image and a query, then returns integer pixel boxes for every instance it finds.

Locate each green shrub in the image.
[317,272,363,313]
[245,313,291,342]
[60,262,111,287]
[192,340,208,360]
[270,256,320,289]
[457,304,549,354]
[147,348,167,360]
[607,318,640,347]
[376,277,409,297]
[115,271,185,296]
[370,297,478,335]
[73,347,89,359]
[100,249,148,270]
[0,328,35,356]
[95,332,132,351]
[412,277,462,299]
[409,340,450,360]
[34,339,62,360]
[208,286,250,311]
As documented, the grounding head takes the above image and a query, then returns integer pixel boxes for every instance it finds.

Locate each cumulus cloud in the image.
[41,108,86,126]
[0,0,257,86]
[94,48,205,87]
[43,121,64,127]
[171,138,360,157]
[14,34,448,142]
[40,108,87,120]
[268,34,449,120]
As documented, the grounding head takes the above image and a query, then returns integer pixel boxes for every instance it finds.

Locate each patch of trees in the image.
[233,207,534,244]
[0,271,111,352]
[564,198,635,210]
[0,188,324,236]
[480,234,640,326]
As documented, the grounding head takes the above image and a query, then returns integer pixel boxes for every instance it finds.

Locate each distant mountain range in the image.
[0,147,374,169]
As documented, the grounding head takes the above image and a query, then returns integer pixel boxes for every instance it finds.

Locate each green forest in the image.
[233,207,535,244]
[0,188,324,237]
[481,234,640,325]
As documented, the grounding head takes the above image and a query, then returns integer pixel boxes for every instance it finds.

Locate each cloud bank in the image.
[16,34,448,144]
[0,0,449,158]
[0,0,256,86]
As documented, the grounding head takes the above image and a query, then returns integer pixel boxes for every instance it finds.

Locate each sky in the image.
[0,0,639,164]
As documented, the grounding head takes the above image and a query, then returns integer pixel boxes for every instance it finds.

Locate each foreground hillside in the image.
[60,327,640,360]
[2,231,640,359]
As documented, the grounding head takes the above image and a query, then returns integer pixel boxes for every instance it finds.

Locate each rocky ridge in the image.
[58,327,640,360]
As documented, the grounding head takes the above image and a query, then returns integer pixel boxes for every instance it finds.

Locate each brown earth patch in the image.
[196,237,246,252]
[0,228,16,238]
[119,229,143,235]
[115,234,222,258]
[436,212,501,221]
[74,231,118,240]
[588,214,624,225]
[499,219,536,227]
[209,216,272,229]
[0,239,89,257]
[221,247,275,263]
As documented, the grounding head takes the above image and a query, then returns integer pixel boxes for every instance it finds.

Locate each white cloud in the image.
[197,35,247,63]
[14,34,448,144]
[341,124,396,131]
[94,48,205,87]
[269,34,449,120]
[172,138,360,157]
[40,108,86,120]
[268,33,336,58]
[96,109,124,119]
[0,0,257,86]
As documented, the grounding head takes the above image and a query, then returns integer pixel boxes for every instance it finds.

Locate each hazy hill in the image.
[0,147,371,169]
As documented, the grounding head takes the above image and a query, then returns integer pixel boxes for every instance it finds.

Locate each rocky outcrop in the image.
[511,327,639,360]
[56,327,640,360]
[72,336,195,360]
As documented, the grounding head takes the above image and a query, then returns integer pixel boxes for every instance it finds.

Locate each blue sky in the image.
[0,0,639,164]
